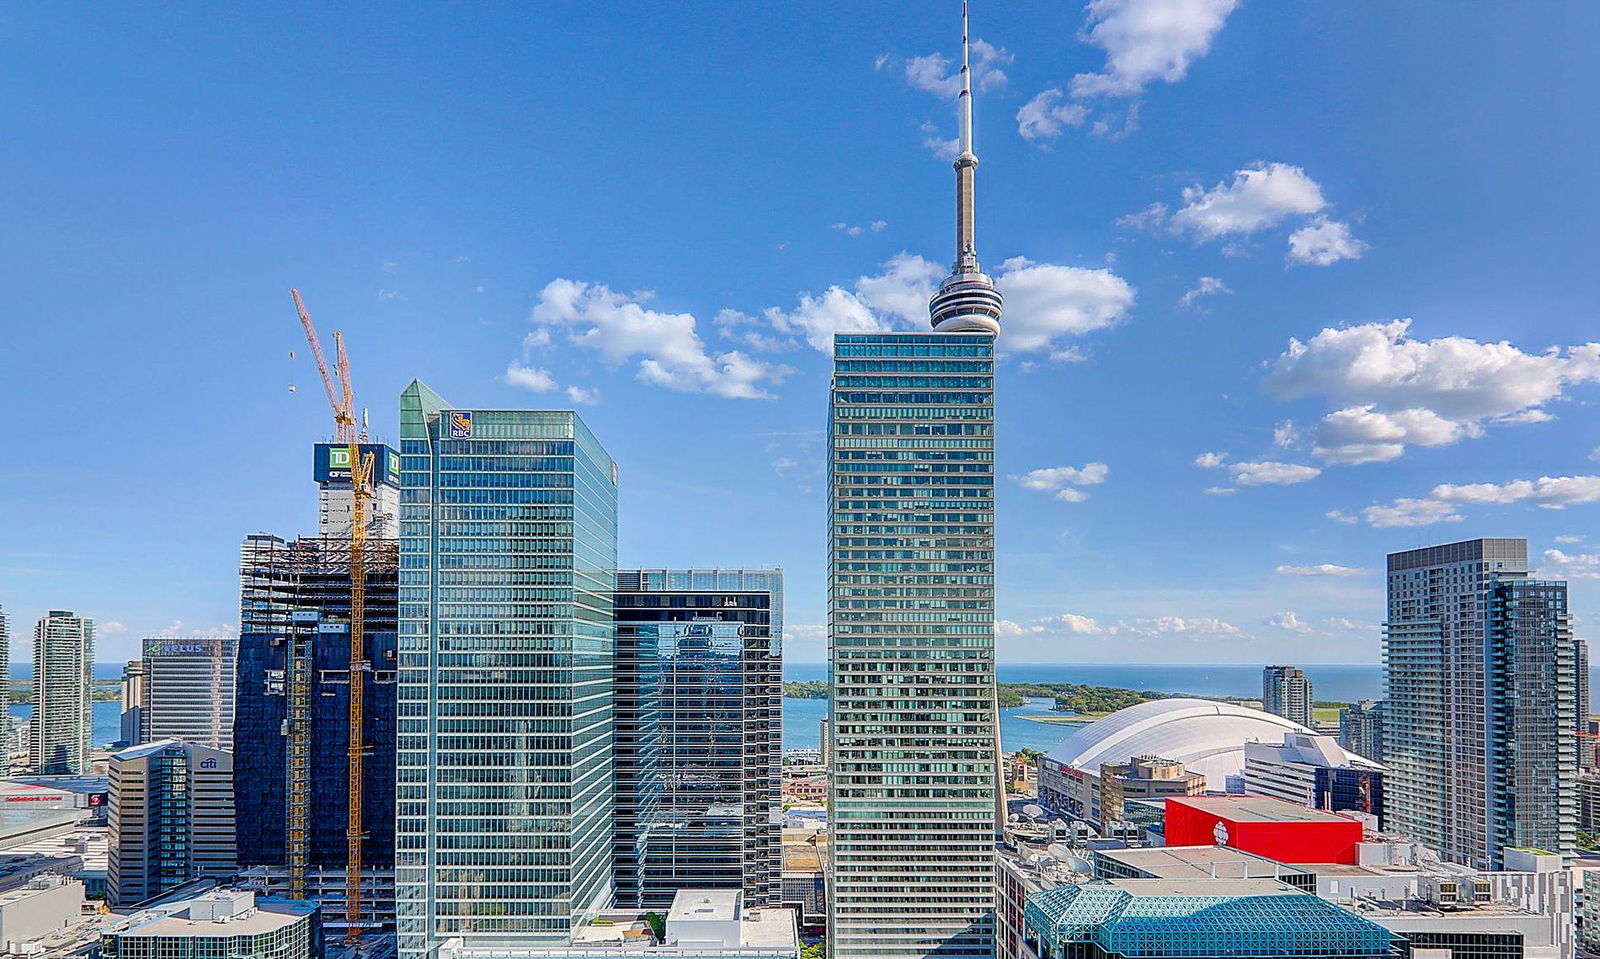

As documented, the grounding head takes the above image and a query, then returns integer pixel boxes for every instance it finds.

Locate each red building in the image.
[1164,795,1364,864]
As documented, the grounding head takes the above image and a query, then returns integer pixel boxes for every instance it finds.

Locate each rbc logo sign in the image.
[448,410,474,437]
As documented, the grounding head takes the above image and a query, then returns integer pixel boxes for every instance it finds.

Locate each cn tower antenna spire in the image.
[959,0,973,160]
[929,0,1004,334]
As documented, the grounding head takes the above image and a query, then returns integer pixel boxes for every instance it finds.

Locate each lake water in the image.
[9,701,125,749]
[780,662,1393,753]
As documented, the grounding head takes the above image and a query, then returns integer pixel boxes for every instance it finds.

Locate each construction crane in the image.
[290,289,372,944]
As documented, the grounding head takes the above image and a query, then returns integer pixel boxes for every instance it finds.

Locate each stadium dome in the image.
[1043,698,1317,791]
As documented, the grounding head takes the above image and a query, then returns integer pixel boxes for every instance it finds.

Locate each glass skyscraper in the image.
[1384,538,1578,868]
[826,8,1001,958]
[32,609,94,775]
[827,333,999,959]
[395,381,618,957]
[612,568,783,910]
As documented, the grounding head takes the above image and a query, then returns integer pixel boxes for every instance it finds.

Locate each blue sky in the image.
[3,1,1600,665]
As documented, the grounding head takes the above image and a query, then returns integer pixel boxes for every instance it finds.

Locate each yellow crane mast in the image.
[289,289,372,943]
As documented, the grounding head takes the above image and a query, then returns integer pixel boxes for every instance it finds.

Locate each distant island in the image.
[783,680,1347,724]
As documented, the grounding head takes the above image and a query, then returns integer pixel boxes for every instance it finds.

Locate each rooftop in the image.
[1172,795,1359,824]
[106,891,316,939]
[1096,845,1314,880]
[1025,879,1394,957]
[668,889,741,925]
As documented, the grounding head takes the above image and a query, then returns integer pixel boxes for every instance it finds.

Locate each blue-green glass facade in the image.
[1024,882,1394,959]
[395,381,618,957]
[826,332,999,959]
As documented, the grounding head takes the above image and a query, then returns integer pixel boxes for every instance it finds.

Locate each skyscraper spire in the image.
[929,1,1003,334]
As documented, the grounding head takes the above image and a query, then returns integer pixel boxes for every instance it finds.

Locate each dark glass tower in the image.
[612,569,783,910]
[233,443,400,929]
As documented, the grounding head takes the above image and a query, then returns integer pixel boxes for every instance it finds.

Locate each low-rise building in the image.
[780,829,826,931]
[1098,757,1205,826]
[101,889,320,959]
[0,875,85,951]
[431,889,799,959]
[1318,847,1575,959]
[1023,879,1395,959]
[1579,775,1600,833]
[1164,795,1366,864]
[1091,845,1317,893]
[0,825,109,898]
[1242,732,1385,827]
[0,806,86,851]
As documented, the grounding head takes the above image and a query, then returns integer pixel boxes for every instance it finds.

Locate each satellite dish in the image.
[1046,843,1075,861]
[1022,803,1045,820]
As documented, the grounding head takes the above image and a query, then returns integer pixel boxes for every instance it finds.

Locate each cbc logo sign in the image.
[1213,821,1230,846]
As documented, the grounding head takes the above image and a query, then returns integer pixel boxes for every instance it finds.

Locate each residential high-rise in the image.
[31,610,93,775]
[1385,538,1578,867]
[233,442,400,927]
[395,382,618,957]
[1263,665,1313,728]
[0,606,9,759]
[119,661,145,749]
[612,569,783,910]
[140,637,236,750]
[1338,699,1384,763]
[1579,638,1591,727]
[108,739,236,908]
[827,11,999,957]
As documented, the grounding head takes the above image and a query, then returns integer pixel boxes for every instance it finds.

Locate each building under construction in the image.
[233,442,399,934]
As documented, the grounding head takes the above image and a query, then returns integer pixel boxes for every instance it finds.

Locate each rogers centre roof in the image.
[1044,699,1316,791]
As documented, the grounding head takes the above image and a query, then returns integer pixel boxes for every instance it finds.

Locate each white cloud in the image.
[1204,486,1236,496]
[1431,475,1600,509]
[788,624,827,640]
[1016,89,1089,143]
[904,39,1013,98]
[1008,612,1237,638]
[1016,462,1110,502]
[1312,406,1477,465]
[1266,319,1600,463]
[831,222,864,237]
[377,289,401,302]
[1326,509,1357,525]
[1051,346,1090,364]
[994,257,1136,355]
[1132,616,1238,636]
[1197,451,1320,487]
[1268,611,1312,634]
[504,362,557,393]
[1276,563,1373,577]
[920,123,960,161]
[1287,217,1368,266]
[1071,0,1242,98]
[1117,202,1169,231]
[1177,275,1231,310]
[99,620,127,634]
[764,253,1134,358]
[1555,534,1585,544]
[1540,549,1600,580]
[1228,460,1321,486]
[523,329,552,350]
[1360,498,1463,528]
[531,279,792,400]
[1324,617,1378,632]
[1168,163,1327,240]
[565,385,601,405]
[1272,421,1300,449]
